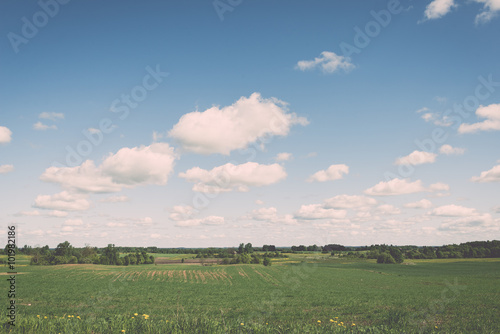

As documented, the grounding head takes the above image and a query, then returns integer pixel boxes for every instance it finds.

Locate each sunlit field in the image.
[2,254,499,333]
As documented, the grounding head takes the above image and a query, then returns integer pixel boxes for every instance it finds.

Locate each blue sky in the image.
[1,0,499,248]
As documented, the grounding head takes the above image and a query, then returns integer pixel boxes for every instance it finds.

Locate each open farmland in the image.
[2,255,500,333]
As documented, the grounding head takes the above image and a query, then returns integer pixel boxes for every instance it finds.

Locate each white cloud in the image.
[275,152,293,162]
[323,195,377,209]
[404,199,433,209]
[34,191,91,211]
[100,195,130,203]
[430,204,479,217]
[471,163,500,183]
[33,122,57,131]
[295,204,347,220]
[255,199,265,205]
[376,204,401,215]
[87,128,101,134]
[0,165,14,174]
[64,218,84,226]
[175,216,225,227]
[250,207,279,221]
[307,164,349,182]
[395,150,437,166]
[136,217,153,227]
[39,112,64,120]
[458,103,500,133]
[439,144,465,155]
[429,182,450,192]
[247,207,297,224]
[474,0,500,24]
[0,126,12,144]
[364,178,427,196]
[179,162,287,193]
[416,107,429,113]
[169,205,197,221]
[40,143,176,193]
[47,210,68,217]
[169,93,308,155]
[438,214,498,233]
[423,0,456,20]
[296,51,355,74]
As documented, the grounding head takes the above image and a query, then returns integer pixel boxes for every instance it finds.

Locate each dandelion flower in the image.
[240,323,244,326]
[44,316,47,319]
[134,313,138,316]
[121,330,126,333]
[37,315,40,318]
[435,326,438,329]
[330,319,334,322]
[317,320,321,323]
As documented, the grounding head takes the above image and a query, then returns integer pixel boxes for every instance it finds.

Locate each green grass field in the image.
[2,255,499,333]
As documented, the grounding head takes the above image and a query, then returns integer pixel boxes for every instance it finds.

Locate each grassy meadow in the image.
[2,254,499,333]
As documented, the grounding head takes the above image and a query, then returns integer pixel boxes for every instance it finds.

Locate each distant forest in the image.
[2,240,499,266]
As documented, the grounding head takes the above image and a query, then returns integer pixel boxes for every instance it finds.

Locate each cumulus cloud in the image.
[458,103,500,134]
[376,204,401,215]
[39,112,64,120]
[471,163,500,183]
[34,191,91,211]
[394,151,437,166]
[296,51,355,74]
[323,195,377,209]
[0,126,12,144]
[169,205,197,221]
[439,144,465,155]
[33,122,57,131]
[295,204,347,220]
[169,93,308,155]
[430,204,479,217]
[404,199,433,209]
[0,165,14,174]
[275,152,293,162]
[429,182,450,192]
[179,162,286,193]
[175,216,225,227]
[40,143,176,193]
[474,0,500,24]
[423,0,456,20]
[438,214,498,233]
[307,164,349,182]
[365,179,449,196]
[364,178,427,196]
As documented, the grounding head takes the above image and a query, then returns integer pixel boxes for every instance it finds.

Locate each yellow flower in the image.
[131,317,135,319]
[435,326,438,329]
[68,315,71,318]
[330,319,334,322]
[352,323,356,326]
[37,315,40,318]
[166,320,169,323]
[240,323,244,326]
[44,316,47,319]
[134,313,138,316]
[77,316,81,319]
[121,330,126,333]
[317,320,321,323]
